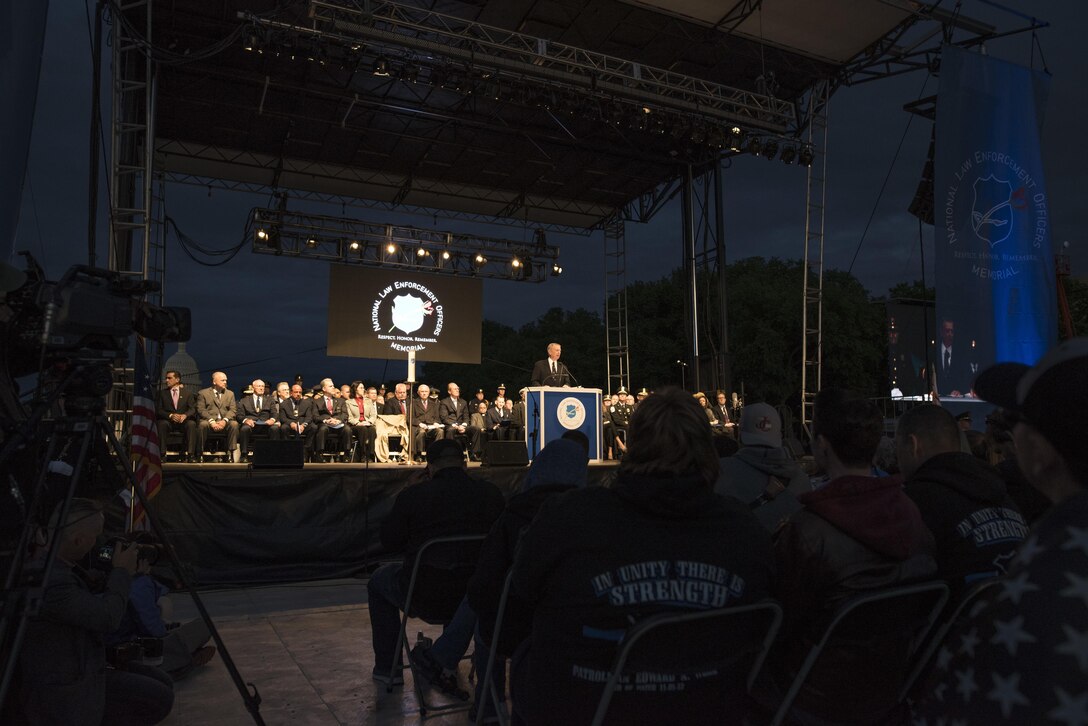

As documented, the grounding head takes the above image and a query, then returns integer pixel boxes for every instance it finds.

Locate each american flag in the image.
[129,344,162,530]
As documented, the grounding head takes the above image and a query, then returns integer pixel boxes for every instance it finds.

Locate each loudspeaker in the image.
[483,440,529,467]
[252,439,305,469]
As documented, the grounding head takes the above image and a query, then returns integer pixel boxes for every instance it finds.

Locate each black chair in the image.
[898,578,1002,702]
[389,534,488,717]
[475,569,515,726]
[590,600,783,726]
[769,581,950,726]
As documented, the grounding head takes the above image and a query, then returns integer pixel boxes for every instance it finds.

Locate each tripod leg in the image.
[100,419,267,726]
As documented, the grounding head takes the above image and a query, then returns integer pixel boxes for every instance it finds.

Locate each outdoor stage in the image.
[148,460,618,587]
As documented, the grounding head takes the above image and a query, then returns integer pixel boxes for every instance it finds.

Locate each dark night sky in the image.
[11,1,1086,391]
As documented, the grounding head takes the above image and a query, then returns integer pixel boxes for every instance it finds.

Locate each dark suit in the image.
[530,358,572,387]
[440,396,479,459]
[195,387,239,456]
[237,392,281,458]
[155,386,197,459]
[712,402,732,426]
[486,404,515,441]
[314,395,351,460]
[410,397,444,456]
[937,345,974,396]
[383,396,409,416]
[278,396,317,458]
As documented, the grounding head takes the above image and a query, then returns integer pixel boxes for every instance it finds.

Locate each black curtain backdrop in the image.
[139,466,616,586]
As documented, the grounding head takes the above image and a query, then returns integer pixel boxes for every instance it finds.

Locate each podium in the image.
[524,387,602,461]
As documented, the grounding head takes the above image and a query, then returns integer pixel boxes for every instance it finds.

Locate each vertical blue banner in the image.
[934,44,1056,394]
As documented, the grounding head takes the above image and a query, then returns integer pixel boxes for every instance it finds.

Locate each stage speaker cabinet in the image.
[252,439,305,469]
[483,440,529,467]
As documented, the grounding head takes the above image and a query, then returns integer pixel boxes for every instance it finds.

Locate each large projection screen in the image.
[327,265,482,363]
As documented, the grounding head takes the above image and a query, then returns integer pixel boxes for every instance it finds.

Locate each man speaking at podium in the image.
[531,342,573,387]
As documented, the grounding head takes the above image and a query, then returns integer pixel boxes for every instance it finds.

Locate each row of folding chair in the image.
[387,536,958,726]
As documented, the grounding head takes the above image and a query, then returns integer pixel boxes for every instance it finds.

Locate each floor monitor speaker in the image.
[483,440,529,467]
[252,439,305,469]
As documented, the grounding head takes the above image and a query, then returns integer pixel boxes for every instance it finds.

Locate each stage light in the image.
[386,242,397,255]
[372,56,390,77]
[401,63,420,83]
[305,237,318,248]
[256,228,269,241]
[552,263,563,276]
[349,240,361,251]
[780,145,797,164]
[416,247,429,258]
[511,257,522,268]
[473,253,487,269]
[243,33,258,52]
[747,136,763,156]
[641,106,652,114]
[763,139,779,161]
[798,145,815,167]
[729,126,743,152]
[441,250,451,260]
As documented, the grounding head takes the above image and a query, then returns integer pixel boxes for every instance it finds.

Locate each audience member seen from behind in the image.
[18,498,174,725]
[895,404,1028,597]
[511,387,774,726]
[915,338,1088,723]
[465,437,591,717]
[985,407,1052,524]
[366,438,505,686]
[768,387,936,724]
[715,402,809,533]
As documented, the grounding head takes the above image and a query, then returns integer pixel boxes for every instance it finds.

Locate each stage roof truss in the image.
[247,206,561,282]
[273,0,797,133]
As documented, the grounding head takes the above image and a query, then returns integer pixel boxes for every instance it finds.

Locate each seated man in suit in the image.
[278,383,317,461]
[237,378,281,462]
[470,400,490,460]
[485,396,512,441]
[439,382,479,459]
[410,383,444,461]
[156,370,197,462]
[196,371,239,462]
[314,378,351,462]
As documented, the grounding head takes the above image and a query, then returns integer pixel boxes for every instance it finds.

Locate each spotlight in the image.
[305,237,318,249]
[441,250,451,260]
[372,56,390,77]
[511,257,522,268]
[780,146,798,165]
[243,33,258,52]
[763,139,779,161]
[798,145,815,167]
[400,64,420,83]
[747,136,763,156]
[349,240,361,251]
[416,247,429,258]
[473,253,487,269]
[256,228,269,241]
[386,242,397,254]
[729,126,743,152]
[552,263,563,276]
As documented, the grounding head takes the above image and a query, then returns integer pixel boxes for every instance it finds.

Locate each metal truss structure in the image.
[247,208,561,283]
[800,81,830,430]
[263,0,796,134]
[685,162,730,396]
[603,221,630,396]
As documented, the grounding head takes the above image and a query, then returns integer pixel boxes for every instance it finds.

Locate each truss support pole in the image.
[604,221,630,396]
[800,81,830,430]
[681,165,700,389]
[713,162,731,395]
[108,0,165,431]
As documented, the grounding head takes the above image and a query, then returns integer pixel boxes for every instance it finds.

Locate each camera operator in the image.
[105,541,216,680]
[17,498,174,725]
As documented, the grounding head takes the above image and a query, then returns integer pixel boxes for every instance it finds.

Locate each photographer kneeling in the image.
[104,536,216,681]
[18,498,174,725]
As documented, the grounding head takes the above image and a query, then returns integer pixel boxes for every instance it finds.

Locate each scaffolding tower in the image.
[800,80,830,430]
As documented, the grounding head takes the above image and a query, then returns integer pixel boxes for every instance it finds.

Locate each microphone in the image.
[563,363,580,387]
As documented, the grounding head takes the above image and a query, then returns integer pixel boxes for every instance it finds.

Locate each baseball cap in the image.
[973,338,1088,467]
[739,402,782,448]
